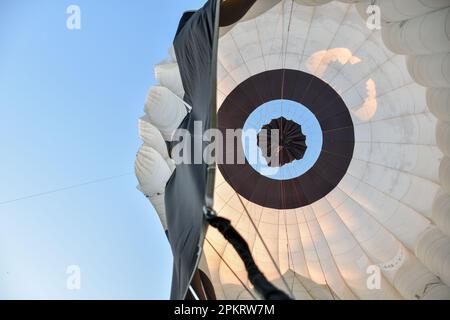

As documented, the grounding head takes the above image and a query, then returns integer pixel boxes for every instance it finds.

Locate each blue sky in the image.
[243,99,323,180]
[0,0,205,299]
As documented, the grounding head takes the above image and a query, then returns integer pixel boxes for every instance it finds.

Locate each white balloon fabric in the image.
[144,86,189,141]
[136,0,450,300]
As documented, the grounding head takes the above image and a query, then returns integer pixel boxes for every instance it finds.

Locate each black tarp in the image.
[165,0,219,300]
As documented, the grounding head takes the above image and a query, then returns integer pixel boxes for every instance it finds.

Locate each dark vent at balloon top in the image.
[257,117,307,167]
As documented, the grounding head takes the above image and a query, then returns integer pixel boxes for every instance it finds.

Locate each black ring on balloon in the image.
[217,69,355,210]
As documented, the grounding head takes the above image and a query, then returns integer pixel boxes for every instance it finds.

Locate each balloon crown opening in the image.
[257,117,307,168]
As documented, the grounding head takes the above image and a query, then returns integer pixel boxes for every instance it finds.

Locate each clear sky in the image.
[243,99,323,180]
[0,0,205,299]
